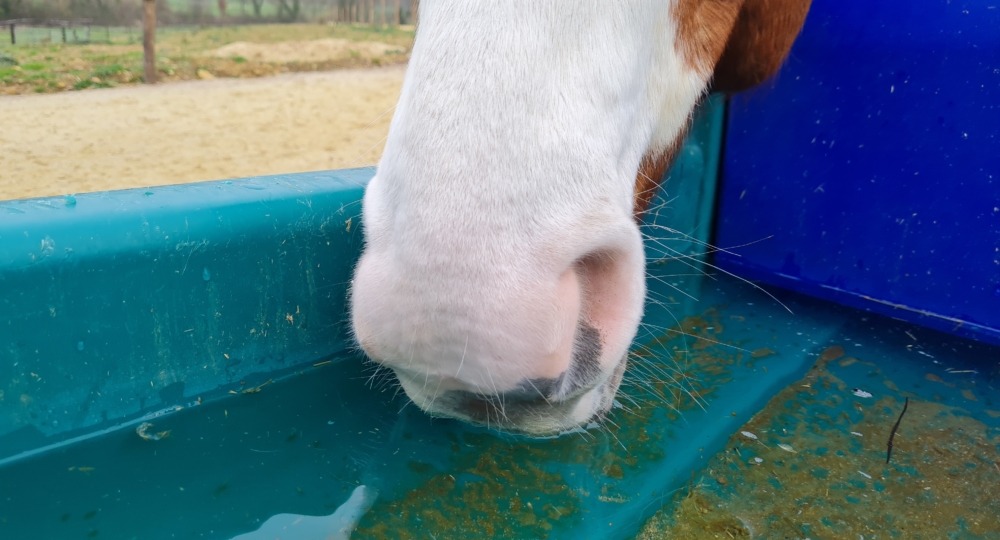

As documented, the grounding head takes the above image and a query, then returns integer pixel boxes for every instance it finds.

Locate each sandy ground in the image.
[208,39,405,63]
[0,65,405,201]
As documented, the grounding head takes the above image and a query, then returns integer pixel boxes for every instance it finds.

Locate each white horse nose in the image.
[351,234,645,424]
[350,253,591,396]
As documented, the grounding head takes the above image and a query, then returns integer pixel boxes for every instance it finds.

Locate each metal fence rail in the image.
[1,18,96,45]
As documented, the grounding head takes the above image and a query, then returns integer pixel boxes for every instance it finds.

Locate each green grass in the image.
[93,64,125,77]
[0,23,414,95]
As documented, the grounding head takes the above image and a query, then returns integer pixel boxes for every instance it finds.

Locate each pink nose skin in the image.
[350,237,645,434]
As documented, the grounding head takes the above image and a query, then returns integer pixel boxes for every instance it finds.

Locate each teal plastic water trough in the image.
[0,97,723,466]
[0,168,371,462]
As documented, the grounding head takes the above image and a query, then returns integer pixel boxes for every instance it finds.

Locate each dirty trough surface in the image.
[2,270,998,539]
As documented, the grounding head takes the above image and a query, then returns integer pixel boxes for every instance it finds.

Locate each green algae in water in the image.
[638,343,1000,539]
[351,309,750,539]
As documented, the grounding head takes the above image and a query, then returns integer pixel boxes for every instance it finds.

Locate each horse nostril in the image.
[518,321,604,401]
[571,322,604,386]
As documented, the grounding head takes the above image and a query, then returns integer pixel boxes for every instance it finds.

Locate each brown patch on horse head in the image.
[633,129,688,218]
[638,0,811,218]
[712,0,812,92]
[674,0,812,92]
[673,0,744,75]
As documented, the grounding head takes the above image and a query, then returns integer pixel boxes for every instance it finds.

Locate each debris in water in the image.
[740,431,758,440]
[242,379,273,394]
[136,422,171,441]
[886,397,909,464]
[850,432,863,437]
[859,471,872,479]
[68,467,96,473]
[777,444,797,453]
[852,388,873,398]
[752,457,763,464]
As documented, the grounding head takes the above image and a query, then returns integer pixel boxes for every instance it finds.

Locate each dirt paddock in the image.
[0,65,405,201]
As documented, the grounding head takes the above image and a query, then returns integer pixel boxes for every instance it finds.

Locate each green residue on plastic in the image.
[355,310,744,539]
[637,345,1000,539]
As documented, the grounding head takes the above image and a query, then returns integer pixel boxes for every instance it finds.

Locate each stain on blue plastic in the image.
[714,0,1000,345]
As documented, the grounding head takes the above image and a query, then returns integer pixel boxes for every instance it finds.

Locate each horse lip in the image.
[425,353,629,436]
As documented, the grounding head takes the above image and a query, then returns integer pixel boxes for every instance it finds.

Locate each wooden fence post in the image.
[8,23,14,45]
[143,0,157,84]
[393,0,399,26]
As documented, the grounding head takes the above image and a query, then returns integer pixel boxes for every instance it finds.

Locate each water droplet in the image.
[64,195,76,207]
[202,267,211,281]
[77,341,84,351]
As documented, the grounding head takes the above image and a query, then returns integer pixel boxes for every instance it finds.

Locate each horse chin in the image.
[395,355,628,438]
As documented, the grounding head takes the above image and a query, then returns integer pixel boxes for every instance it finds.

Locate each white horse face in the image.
[351,0,809,435]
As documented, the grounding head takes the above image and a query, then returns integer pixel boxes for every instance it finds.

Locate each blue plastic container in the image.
[715,0,1000,345]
